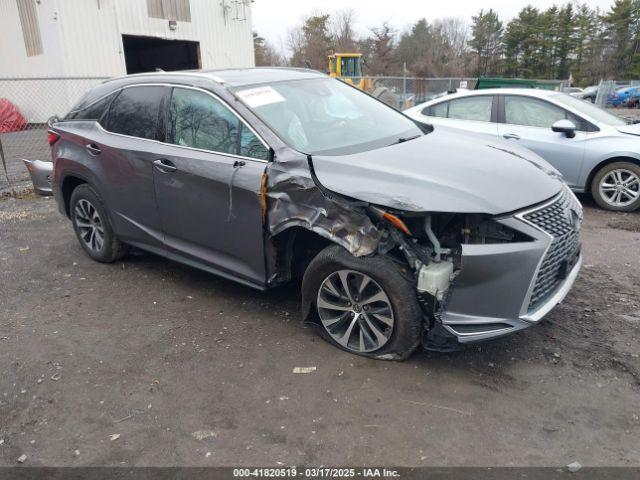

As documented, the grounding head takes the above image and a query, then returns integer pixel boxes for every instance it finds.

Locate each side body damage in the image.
[262,132,582,351]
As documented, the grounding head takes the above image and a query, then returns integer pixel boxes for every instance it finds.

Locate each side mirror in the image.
[552,119,577,138]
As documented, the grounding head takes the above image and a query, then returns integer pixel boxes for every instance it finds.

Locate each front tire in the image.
[591,162,640,212]
[70,184,128,262]
[302,245,422,360]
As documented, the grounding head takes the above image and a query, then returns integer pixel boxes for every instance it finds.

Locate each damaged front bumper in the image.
[432,187,583,345]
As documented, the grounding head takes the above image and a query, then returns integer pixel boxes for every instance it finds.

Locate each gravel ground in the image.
[0,127,48,192]
[0,193,639,467]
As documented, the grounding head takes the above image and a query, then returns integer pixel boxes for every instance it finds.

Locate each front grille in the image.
[523,188,581,312]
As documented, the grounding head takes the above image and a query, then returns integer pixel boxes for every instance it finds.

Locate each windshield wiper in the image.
[389,134,421,146]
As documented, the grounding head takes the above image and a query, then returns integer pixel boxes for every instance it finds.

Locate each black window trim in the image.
[497,93,599,132]
[64,90,119,123]
[423,94,498,123]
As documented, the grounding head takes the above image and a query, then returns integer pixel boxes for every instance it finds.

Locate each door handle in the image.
[153,158,177,173]
[86,143,101,155]
[502,133,521,140]
[233,160,246,168]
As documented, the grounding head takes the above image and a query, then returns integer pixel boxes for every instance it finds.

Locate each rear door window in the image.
[447,96,493,122]
[105,86,164,140]
[425,101,448,118]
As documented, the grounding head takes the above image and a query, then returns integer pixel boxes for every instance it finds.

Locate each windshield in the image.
[551,93,627,126]
[233,78,422,155]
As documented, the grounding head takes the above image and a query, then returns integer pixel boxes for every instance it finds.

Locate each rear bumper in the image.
[437,187,583,344]
[23,159,53,195]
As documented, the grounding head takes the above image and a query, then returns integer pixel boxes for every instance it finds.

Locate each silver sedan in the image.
[405,88,640,211]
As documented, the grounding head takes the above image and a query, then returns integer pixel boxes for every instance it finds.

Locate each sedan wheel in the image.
[592,162,640,211]
[598,169,639,208]
[317,269,394,353]
[74,199,105,253]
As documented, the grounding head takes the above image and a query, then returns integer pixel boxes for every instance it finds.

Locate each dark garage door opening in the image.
[122,35,201,74]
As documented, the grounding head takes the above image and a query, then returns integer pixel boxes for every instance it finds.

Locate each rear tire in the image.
[70,184,129,262]
[591,162,640,212]
[302,245,422,360]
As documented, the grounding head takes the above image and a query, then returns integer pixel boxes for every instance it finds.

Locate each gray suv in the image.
[50,68,582,359]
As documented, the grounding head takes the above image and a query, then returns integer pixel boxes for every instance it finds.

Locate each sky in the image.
[252,0,615,55]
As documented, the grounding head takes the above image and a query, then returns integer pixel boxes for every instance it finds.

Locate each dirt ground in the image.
[0,193,639,467]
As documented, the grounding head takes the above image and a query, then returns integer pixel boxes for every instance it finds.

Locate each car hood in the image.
[616,123,640,136]
[311,127,563,214]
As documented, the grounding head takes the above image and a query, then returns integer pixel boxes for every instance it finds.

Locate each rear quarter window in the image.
[65,92,117,125]
[105,86,165,140]
[423,101,448,118]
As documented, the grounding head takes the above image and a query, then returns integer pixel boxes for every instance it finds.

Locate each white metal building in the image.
[0,0,255,121]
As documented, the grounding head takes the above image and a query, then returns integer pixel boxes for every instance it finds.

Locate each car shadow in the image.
[122,246,300,310]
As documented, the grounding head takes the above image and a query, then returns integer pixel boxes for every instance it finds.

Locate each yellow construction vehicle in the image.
[328,52,398,108]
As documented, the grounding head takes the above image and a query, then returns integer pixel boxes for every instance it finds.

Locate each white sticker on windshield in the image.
[236,86,285,108]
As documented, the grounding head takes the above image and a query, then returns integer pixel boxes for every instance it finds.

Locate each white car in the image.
[565,87,584,97]
[405,88,640,211]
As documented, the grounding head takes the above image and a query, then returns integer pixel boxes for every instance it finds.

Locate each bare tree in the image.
[359,22,398,75]
[434,17,471,76]
[287,26,306,67]
[254,32,285,66]
[332,9,358,52]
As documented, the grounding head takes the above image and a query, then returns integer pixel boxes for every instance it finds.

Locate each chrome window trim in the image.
[87,82,270,164]
[95,123,268,165]
[168,84,270,161]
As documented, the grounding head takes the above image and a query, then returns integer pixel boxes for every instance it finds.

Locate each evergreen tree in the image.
[469,9,504,76]
[288,14,333,70]
[601,0,640,79]
[554,4,576,80]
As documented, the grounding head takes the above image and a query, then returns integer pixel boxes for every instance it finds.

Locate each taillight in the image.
[47,130,60,146]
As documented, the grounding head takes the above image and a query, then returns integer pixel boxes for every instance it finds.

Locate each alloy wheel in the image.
[74,199,105,252]
[316,269,394,353]
[598,168,639,207]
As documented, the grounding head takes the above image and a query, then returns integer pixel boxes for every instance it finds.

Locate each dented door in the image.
[152,145,267,287]
[152,86,269,288]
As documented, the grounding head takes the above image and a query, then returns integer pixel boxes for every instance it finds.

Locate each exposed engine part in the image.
[417,260,454,301]
[387,228,424,271]
[424,216,441,262]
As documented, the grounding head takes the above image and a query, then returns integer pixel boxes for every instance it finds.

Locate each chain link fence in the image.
[2,74,610,194]
[0,75,477,192]
[362,76,478,109]
[0,77,108,192]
